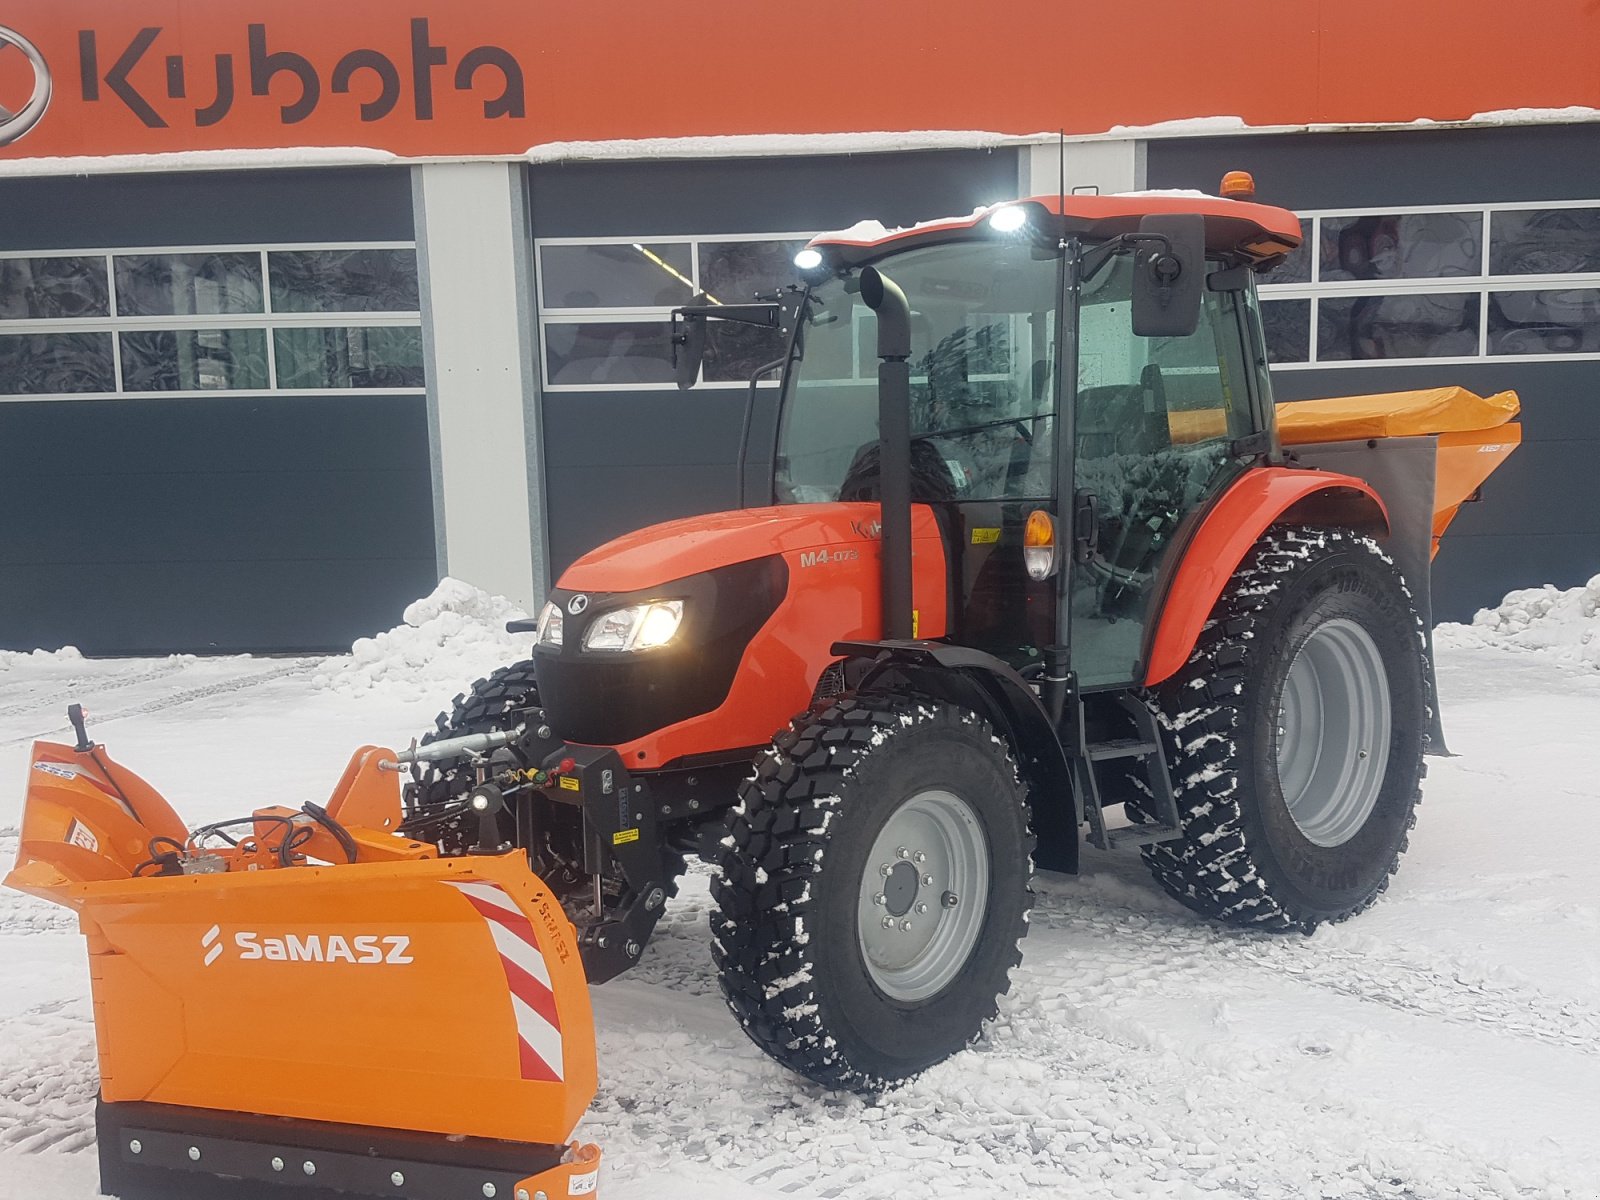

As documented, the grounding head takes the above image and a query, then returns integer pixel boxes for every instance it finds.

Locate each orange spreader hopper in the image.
[1277,386,1522,556]
[6,737,602,1200]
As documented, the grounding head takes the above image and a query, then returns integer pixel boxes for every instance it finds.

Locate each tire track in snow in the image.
[1,660,318,747]
[1028,876,1600,1056]
[0,998,98,1156]
[0,660,192,723]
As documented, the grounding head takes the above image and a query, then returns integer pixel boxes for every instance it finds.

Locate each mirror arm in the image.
[1081,231,1175,281]
[671,302,782,329]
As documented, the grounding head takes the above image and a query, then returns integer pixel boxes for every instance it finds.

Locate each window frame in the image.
[1259,198,1600,369]
[0,240,424,401]
[533,231,814,392]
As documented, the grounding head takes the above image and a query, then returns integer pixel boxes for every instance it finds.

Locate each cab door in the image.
[1069,255,1258,687]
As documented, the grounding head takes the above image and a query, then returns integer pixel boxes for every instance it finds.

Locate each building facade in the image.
[1,3,1597,652]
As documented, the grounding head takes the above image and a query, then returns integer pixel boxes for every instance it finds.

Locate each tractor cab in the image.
[674,190,1301,688]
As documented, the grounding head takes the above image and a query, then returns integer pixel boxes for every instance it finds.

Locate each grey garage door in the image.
[0,168,437,654]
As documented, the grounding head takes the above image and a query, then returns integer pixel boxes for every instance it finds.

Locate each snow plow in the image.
[8,714,600,1200]
[8,177,1522,1198]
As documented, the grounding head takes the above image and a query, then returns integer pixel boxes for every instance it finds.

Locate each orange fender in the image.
[1142,467,1389,688]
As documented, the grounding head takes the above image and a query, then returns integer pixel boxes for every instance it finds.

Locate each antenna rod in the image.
[1058,128,1066,212]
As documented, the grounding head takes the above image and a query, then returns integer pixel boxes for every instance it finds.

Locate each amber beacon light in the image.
[1220,170,1256,199]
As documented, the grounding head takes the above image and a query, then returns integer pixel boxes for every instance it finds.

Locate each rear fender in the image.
[1143,467,1389,688]
[834,640,1078,874]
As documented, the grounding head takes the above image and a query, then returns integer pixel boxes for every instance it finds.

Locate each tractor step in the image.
[1100,821,1183,849]
[1068,690,1185,853]
[1087,737,1159,761]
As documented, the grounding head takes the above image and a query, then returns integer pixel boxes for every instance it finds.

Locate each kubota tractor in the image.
[9,182,1522,1199]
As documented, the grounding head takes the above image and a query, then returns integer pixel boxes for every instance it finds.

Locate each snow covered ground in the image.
[2,583,1598,1200]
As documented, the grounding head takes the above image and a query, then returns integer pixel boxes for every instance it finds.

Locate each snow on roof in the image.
[0,146,398,178]
[3,106,1597,180]
[1465,105,1600,125]
[526,130,1019,164]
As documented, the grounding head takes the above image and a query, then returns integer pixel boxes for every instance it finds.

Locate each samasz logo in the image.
[0,25,51,147]
[201,924,414,968]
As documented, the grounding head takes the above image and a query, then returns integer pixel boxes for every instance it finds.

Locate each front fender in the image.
[833,640,1078,874]
[1143,466,1389,688]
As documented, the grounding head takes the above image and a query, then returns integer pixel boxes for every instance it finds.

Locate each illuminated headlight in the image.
[988,205,1028,234]
[793,247,824,271]
[535,601,563,647]
[582,600,685,652]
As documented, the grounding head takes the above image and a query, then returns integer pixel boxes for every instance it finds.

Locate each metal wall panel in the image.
[1149,128,1600,622]
[0,167,434,654]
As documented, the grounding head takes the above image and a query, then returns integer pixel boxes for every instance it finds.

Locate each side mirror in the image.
[1131,214,1205,338]
[670,296,709,390]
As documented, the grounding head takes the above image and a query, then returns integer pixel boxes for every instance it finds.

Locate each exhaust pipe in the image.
[860,266,914,641]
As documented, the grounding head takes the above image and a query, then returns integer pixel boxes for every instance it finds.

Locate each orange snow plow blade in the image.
[6,735,601,1199]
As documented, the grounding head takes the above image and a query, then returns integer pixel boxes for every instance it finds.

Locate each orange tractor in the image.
[8,183,1521,1198]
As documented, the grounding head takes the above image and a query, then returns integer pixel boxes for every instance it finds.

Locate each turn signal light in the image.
[1023,510,1058,580]
[1220,170,1255,199]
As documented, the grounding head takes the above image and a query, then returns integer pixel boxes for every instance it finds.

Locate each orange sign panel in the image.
[1,1,1597,162]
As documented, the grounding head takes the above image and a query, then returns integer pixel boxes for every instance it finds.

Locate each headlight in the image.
[535,601,563,647]
[582,600,684,652]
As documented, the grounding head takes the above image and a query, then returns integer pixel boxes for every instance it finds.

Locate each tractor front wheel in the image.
[1140,526,1428,931]
[712,695,1032,1090]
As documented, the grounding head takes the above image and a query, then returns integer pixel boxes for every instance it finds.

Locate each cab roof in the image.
[807,192,1303,270]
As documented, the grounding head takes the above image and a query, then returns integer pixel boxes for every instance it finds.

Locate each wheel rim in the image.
[856,789,990,1002]
[1275,618,1392,848]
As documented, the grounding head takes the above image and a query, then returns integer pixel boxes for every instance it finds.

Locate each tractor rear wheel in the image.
[712,694,1032,1090]
[1139,526,1427,931]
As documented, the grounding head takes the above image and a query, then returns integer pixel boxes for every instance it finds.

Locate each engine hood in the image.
[559,502,940,594]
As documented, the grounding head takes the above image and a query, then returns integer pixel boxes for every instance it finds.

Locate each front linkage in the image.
[399,702,743,983]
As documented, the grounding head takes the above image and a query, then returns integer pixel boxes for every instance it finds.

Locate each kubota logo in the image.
[200,923,414,967]
[0,24,51,147]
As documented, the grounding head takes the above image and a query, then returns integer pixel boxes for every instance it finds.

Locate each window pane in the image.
[1261,219,1312,285]
[540,244,693,309]
[1318,293,1480,360]
[120,329,269,391]
[1261,298,1311,363]
[0,257,109,320]
[115,253,263,317]
[1490,208,1600,275]
[699,239,808,304]
[1488,288,1600,355]
[274,326,425,389]
[0,332,115,393]
[269,250,420,313]
[1319,213,1482,281]
[543,321,673,385]
[705,322,788,384]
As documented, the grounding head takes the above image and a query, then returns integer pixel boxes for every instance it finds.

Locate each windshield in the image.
[775,241,1060,504]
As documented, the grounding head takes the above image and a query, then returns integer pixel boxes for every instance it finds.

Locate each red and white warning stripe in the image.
[445,881,564,1082]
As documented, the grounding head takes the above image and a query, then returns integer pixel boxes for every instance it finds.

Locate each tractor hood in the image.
[559,502,939,594]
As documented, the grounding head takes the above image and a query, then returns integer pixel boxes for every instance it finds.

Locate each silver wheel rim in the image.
[1276,618,1392,848]
[856,789,989,1002]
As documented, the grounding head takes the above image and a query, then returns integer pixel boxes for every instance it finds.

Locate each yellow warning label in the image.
[912,608,920,638]
[559,775,580,792]
[612,827,640,845]
[971,527,1001,544]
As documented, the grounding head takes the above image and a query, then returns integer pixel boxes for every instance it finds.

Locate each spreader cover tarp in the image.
[1277,387,1519,445]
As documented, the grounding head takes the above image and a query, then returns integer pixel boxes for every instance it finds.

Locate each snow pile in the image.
[0,645,83,670]
[1435,574,1600,669]
[312,578,531,699]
